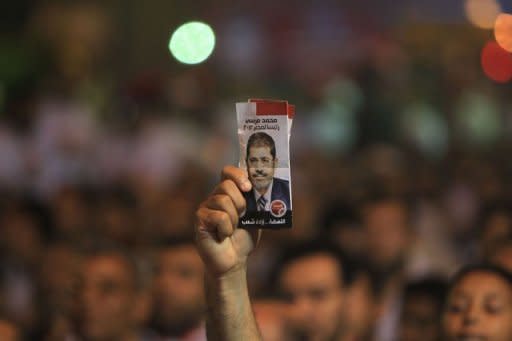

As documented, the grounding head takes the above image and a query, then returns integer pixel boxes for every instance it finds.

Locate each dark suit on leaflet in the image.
[244,177,291,212]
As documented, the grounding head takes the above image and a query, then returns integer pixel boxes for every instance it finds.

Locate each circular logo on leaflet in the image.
[270,200,287,217]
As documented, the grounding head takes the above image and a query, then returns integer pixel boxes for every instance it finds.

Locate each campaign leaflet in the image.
[236,99,294,229]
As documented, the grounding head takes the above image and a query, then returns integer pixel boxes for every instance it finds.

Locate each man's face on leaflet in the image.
[247,145,277,194]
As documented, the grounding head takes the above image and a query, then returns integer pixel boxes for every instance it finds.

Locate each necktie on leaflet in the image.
[257,196,267,212]
[236,99,294,229]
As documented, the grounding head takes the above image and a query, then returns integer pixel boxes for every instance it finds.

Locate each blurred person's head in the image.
[149,238,205,337]
[0,318,19,341]
[74,246,148,341]
[360,192,412,287]
[488,238,512,273]
[50,186,90,242]
[94,187,138,246]
[155,194,196,239]
[246,132,277,195]
[39,242,80,314]
[442,264,512,341]
[478,201,512,259]
[320,200,364,259]
[358,145,409,195]
[0,198,44,267]
[253,300,291,341]
[275,241,354,341]
[399,277,448,341]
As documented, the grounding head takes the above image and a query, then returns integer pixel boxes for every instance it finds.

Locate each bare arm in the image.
[204,268,260,341]
[195,166,262,341]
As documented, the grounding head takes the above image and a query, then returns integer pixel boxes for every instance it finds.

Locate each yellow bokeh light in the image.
[465,0,502,29]
[495,13,512,52]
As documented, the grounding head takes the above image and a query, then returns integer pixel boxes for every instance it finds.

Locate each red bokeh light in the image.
[480,41,512,82]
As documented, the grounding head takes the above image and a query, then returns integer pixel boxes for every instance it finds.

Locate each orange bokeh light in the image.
[465,0,502,29]
[494,13,512,52]
[480,41,512,83]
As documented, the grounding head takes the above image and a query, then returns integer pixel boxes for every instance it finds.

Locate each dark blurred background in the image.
[1,0,512,340]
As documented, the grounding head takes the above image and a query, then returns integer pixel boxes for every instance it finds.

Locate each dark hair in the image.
[156,236,196,250]
[320,199,360,235]
[404,276,448,306]
[359,189,413,230]
[153,236,198,275]
[271,239,356,291]
[95,185,137,209]
[446,264,512,300]
[81,242,146,291]
[246,132,276,160]
[477,200,512,238]
[490,236,512,258]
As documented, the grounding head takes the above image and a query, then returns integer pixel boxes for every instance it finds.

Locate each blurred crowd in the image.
[1,0,512,340]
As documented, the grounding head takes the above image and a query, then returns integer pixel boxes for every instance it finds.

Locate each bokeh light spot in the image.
[401,103,448,158]
[465,0,502,29]
[455,90,502,145]
[494,13,512,52]
[480,41,512,82]
[169,21,216,65]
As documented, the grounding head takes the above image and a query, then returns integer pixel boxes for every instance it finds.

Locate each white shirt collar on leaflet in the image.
[254,179,273,211]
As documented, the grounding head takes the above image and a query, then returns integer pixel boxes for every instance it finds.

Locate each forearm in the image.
[205,267,262,341]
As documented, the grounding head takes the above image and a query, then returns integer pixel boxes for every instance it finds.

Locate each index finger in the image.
[221,165,252,192]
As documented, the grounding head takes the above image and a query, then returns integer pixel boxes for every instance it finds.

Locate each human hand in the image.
[195,165,260,277]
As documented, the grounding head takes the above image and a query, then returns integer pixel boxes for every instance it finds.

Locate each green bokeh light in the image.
[169,21,216,65]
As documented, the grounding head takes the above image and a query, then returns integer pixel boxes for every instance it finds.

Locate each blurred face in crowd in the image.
[52,188,89,238]
[481,212,512,259]
[247,145,277,195]
[151,244,205,336]
[442,271,512,341]
[1,208,43,267]
[399,294,442,341]
[157,196,197,239]
[253,300,290,341]
[363,200,410,275]
[490,244,512,273]
[96,199,135,245]
[77,254,145,341]
[279,253,346,341]
[332,224,365,260]
[0,320,19,341]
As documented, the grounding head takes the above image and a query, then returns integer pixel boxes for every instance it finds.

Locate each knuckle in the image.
[216,212,233,231]
[205,210,219,224]
[211,194,226,207]
[199,208,215,225]
[218,193,232,207]
[218,180,230,194]
[218,211,230,225]
[195,206,206,218]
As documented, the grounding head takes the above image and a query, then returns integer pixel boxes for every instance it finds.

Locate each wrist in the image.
[206,264,248,292]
